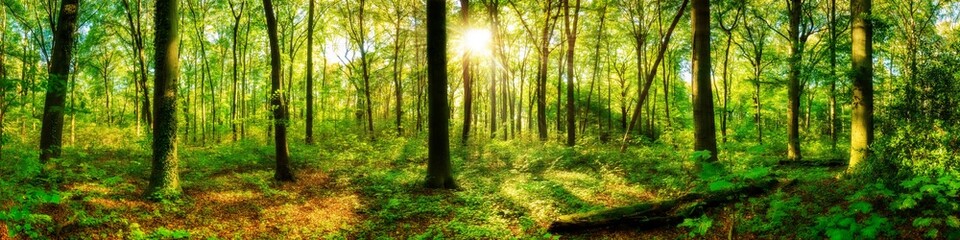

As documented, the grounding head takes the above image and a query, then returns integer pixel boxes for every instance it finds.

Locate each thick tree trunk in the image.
[786,0,803,161]
[264,0,294,182]
[39,0,80,162]
[691,0,718,163]
[849,0,874,173]
[147,0,181,200]
[425,0,457,189]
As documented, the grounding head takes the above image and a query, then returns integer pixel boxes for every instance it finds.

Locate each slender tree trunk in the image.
[264,0,294,182]
[425,0,457,189]
[230,1,244,142]
[147,0,181,199]
[691,0,718,162]
[39,0,80,162]
[849,0,874,173]
[391,5,405,136]
[619,0,687,152]
[829,0,839,150]
[582,3,606,135]
[460,0,473,144]
[306,0,315,143]
[563,0,581,146]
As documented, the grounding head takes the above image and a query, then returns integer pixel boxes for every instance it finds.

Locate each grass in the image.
[0,125,954,239]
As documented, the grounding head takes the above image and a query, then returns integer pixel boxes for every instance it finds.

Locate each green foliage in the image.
[889,174,960,238]
[678,214,713,237]
[0,188,61,238]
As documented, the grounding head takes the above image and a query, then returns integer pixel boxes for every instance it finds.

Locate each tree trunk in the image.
[425,0,457,189]
[563,0,581,146]
[786,0,803,161]
[829,0,839,150]
[230,0,244,142]
[392,5,405,136]
[121,0,153,130]
[39,0,80,162]
[691,0,718,163]
[849,0,874,173]
[264,0,295,182]
[306,0,315,143]
[619,0,688,152]
[147,0,181,199]
[460,0,473,144]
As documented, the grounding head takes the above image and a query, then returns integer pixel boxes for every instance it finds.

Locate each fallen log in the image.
[547,178,793,233]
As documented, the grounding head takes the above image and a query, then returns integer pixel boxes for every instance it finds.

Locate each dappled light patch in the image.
[198,190,259,204]
[261,195,361,237]
[67,183,113,196]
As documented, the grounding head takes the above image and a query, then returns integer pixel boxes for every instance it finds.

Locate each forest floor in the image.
[0,127,952,239]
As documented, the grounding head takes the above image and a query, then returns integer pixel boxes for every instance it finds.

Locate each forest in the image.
[0,0,958,238]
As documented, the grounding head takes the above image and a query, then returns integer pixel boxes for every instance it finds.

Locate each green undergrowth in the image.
[0,126,956,239]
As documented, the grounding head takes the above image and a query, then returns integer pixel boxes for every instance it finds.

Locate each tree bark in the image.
[391,2,405,136]
[460,0,473,145]
[425,0,457,189]
[39,0,80,162]
[786,0,803,161]
[691,0,718,163]
[562,0,581,146]
[829,0,839,150]
[849,0,874,173]
[306,0,315,143]
[147,0,182,200]
[264,0,295,182]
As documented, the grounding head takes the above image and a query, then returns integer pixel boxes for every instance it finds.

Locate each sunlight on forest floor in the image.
[1,126,915,239]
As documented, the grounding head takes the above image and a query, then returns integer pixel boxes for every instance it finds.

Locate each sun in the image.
[461,28,492,55]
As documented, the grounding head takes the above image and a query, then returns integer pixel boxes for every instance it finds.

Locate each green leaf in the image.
[699,162,724,180]
[913,217,934,227]
[708,180,735,192]
[849,202,873,213]
[947,216,960,228]
[742,167,770,180]
[896,197,917,210]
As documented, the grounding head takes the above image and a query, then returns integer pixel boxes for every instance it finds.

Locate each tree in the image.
[786,0,804,161]
[425,0,457,189]
[735,7,773,145]
[146,0,181,199]
[121,0,153,132]
[691,0,718,163]
[229,0,245,142]
[38,0,80,162]
[509,0,560,141]
[306,0,315,144]
[619,0,688,152]
[460,0,473,145]
[264,0,294,182]
[562,0,581,146]
[848,0,873,173]
[716,1,743,143]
